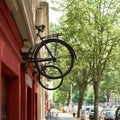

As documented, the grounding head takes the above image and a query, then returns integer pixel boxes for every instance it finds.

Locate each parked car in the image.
[104,109,115,120]
[115,107,120,120]
[89,109,94,119]
[89,107,104,120]
[82,106,94,120]
[85,106,94,112]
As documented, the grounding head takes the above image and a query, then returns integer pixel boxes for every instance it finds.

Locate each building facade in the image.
[0,0,49,120]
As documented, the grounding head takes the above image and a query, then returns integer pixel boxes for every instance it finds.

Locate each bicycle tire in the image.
[34,38,75,79]
[38,65,63,90]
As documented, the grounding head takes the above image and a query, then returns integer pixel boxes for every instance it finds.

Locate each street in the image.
[56,112,80,120]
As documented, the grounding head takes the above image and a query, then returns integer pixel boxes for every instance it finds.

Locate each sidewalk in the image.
[58,112,81,120]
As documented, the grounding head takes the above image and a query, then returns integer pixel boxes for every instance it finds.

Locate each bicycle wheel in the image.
[34,39,75,79]
[38,65,63,90]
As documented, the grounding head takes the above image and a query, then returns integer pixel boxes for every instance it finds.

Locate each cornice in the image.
[5,0,36,46]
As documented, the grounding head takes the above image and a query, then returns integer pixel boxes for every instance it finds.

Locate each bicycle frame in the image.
[21,25,76,80]
[22,25,62,64]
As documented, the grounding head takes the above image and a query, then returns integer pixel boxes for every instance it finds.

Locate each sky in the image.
[48,0,62,24]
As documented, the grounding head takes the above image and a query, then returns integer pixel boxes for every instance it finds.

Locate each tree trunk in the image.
[106,90,111,106]
[77,84,86,117]
[66,89,71,106]
[93,81,100,120]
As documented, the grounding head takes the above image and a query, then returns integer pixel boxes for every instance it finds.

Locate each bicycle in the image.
[51,111,60,120]
[22,25,76,79]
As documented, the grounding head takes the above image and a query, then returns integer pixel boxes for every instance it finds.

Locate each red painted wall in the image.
[0,41,1,120]
[0,0,38,120]
[0,0,23,120]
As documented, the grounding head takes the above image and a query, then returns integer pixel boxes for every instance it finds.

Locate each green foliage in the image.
[50,0,120,112]
[86,95,94,104]
[72,91,79,103]
[49,23,61,34]
[99,95,106,103]
[53,89,67,104]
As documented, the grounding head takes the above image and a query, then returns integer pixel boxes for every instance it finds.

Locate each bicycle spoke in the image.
[41,65,62,77]
[34,39,75,79]
[38,66,63,90]
[38,77,63,90]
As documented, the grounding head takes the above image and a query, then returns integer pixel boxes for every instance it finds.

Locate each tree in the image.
[50,0,120,119]
[53,0,120,119]
[71,64,91,117]
[100,46,120,105]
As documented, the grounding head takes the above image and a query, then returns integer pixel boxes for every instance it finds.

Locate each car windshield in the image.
[86,108,90,111]
[105,110,115,116]
[91,110,94,112]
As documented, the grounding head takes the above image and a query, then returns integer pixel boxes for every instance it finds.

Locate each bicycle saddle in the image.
[36,25,45,32]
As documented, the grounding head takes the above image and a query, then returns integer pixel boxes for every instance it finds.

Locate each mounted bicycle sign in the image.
[21,25,76,90]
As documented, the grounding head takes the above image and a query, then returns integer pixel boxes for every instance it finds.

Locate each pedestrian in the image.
[46,109,52,120]
[61,105,65,112]
[72,105,76,120]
